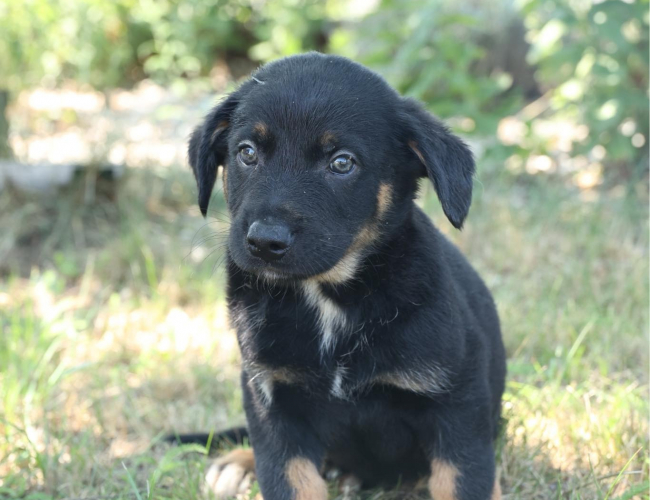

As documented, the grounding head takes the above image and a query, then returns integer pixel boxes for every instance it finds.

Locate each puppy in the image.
[184,52,506,500]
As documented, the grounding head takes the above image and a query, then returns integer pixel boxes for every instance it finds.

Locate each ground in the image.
[0,144,648,498]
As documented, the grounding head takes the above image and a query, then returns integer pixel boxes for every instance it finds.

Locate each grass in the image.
[0,163,647,500]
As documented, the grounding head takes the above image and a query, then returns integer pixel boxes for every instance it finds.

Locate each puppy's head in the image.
[188,53,474,283]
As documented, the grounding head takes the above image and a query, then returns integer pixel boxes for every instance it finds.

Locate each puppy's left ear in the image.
[400,98,475,229]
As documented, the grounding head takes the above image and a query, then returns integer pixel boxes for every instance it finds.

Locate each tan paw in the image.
[205,448,256,499]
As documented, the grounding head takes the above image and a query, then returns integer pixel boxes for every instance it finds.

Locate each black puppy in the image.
[184,52,506,500]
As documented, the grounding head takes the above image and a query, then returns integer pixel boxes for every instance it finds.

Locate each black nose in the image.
[246,221,293,262]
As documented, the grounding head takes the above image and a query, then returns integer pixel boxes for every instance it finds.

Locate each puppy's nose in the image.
[246,221,293,262]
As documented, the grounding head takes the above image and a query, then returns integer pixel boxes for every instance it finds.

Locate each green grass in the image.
[0,165,647,499]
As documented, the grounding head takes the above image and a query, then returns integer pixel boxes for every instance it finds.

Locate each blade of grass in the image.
[604,449,643,500]
[122,462,145,500]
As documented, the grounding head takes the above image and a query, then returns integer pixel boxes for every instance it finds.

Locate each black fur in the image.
[183,53,506,499]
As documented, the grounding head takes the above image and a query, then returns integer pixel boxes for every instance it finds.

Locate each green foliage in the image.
[331,0,526,135]
[522,0,649,179]
[0,0,330,91]
[0,0,648,182]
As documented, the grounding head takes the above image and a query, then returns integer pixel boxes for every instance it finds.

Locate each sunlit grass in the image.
[0,167,647,499]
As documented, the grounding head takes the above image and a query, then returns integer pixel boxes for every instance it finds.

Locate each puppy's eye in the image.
[329,154,355,175]
[239,145,258,165]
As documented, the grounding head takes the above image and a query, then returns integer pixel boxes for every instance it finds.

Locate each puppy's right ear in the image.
[188,88,245,216]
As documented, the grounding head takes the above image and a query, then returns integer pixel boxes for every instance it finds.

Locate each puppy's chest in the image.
[229,283,451,406]
[230,284,373,400]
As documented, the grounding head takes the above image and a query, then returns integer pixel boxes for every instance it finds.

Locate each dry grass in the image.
[0,165,647,500]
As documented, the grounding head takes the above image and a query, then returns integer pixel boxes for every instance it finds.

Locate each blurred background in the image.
[0,0,648,499]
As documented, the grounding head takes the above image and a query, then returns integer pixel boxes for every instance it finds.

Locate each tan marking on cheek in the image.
[313,224,379,285]
[253,121,268,137]
[352,224,378,250]
[222,167,228,203]
[312,223,379,285]
[376,183,393,220]
[285,458,328,500]
[492,477,502,500]
[409,140,426,166]
[311,184,389,285]
[428,459,460,500]
[313,251,361,285]
[211,120,229,145]
[312,250,362,285]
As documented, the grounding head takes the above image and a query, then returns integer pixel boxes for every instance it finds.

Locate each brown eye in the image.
[239,145,258,165]
[329,154,355,175]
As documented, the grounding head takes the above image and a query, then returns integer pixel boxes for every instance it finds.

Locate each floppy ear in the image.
[188,89,244,216]
[400,98,475,229]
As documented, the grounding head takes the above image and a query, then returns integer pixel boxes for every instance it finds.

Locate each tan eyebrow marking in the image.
[321,131,336,147]
[253,122,268,138]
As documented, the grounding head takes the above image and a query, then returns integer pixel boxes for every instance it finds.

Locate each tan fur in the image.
[312,249,363,285]
[247,362,310,407]
[428,459,460,500]
[214,448,255,469]
[211,120,229,145]
[222,166,228,202]
[253,121,268,137]
[285,458,328,500]
[376,183,393,219]
[374,365,450,396]
[409,140,426,166]
[492,477,502,500]
[320,131,336,147]
[249,361,306,386]
[313,183,393,285]
[205,448,255,499]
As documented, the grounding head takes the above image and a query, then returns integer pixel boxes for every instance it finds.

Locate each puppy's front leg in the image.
[243,373,328,500]
[421,404,501,500]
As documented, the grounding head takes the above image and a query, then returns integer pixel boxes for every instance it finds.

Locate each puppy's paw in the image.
[205,448,256,499]
[325,467,362,499]
[338,474,362,499]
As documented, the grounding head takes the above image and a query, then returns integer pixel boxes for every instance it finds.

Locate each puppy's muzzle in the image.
[246,220,293,262]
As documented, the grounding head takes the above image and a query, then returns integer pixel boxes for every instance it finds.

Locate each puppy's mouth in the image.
[237,258,316,283]
[228,222,355,283]
[230,245,346,284]
[258,268,292,283]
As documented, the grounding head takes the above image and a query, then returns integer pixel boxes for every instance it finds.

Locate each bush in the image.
[330,0,528,135]
[0,0,331,92]
[521,0,649,182]
[1,0,647,185]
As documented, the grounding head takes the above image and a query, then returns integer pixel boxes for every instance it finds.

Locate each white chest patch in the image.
[330,364,349,399]
[301,280,348,356]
